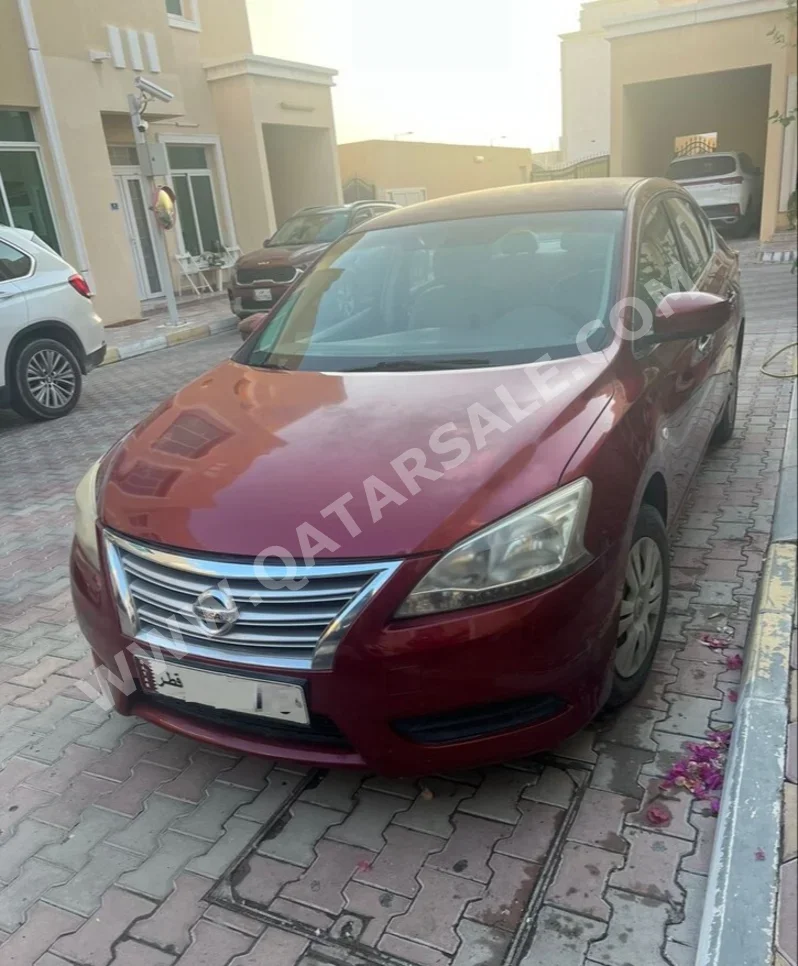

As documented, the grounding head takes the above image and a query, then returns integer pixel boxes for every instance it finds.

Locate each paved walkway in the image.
[0,260,795,966]
[102,294,237,365]
[781,627,798,966]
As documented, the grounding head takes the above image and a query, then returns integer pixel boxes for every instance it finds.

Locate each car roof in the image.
[669,152,740,161]
[294,201,399,216]
[360,178,653,230]
[0,224,56,253]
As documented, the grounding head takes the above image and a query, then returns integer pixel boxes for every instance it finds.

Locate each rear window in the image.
[667,156,737,181]
[0,239,32,280]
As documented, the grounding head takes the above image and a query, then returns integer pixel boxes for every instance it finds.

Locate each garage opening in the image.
[621,65,772,237]
[262,123,339,228]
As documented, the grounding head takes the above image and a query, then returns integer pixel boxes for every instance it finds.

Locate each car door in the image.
[0,238,32,398]
[665,195,737,437]
[634,199,710,514]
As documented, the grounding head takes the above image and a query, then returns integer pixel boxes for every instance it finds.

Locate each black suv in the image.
[230,201,400,335]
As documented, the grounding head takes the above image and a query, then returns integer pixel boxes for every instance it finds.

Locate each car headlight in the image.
[395,478,593,618]
[74,459,102,570]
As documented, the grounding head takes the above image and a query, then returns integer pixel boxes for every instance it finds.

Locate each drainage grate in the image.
[204,759,591,966]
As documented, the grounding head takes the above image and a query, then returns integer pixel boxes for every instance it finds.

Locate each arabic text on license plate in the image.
[135,657,309,724]
[254,288,273,302]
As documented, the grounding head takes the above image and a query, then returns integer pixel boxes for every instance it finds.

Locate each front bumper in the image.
[228,283,292,320]
[70,540,623,776]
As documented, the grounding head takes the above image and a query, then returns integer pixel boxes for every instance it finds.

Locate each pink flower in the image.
[707,729,732,746]
[755,848,766,862]
[728,689,739,703]
[710,798,721,815]
[646,805,672,827]
[726,654,744,671]
[700,634,729,649]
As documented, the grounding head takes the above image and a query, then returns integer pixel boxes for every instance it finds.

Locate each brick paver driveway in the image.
[0,258,795,966]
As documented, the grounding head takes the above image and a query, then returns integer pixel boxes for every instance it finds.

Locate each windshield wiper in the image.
[352,358,490,372]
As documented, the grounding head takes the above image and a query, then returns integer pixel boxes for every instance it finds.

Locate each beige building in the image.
[338,140,534,206]
[561,0,797,240]
[0,0,342,323]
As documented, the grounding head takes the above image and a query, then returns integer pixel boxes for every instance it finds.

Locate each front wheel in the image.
[607,505,670,709]
[11,338,82,421]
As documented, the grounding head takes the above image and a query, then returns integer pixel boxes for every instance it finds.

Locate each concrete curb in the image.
[100,316,238,367]
[696,383,797,966]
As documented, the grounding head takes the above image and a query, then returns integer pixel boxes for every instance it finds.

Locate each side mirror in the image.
[262,237,272,248]
[649,291,731,343]
[240,310,273,341]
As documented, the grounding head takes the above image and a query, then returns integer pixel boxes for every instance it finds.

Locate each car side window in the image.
[665,197,710,282]
[0,239,32,281]
[692,203,716,255]
[350,209,373,229]
[636,202,684,314]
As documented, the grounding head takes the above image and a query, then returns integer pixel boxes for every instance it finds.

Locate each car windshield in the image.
[239,210,625,372]
[268,211,350,246]
[667,156,737,180]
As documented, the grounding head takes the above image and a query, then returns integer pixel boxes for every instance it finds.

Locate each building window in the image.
[0,110,36,143]
[0,112,59,253]
[166,0,200,30]
[107,145,139,167]
[167,145,222,257]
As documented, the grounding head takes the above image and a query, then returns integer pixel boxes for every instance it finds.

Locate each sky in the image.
[246,0,585,151]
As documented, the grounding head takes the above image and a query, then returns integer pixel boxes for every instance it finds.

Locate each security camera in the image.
[135,75,175,104]
[136,119,149,134]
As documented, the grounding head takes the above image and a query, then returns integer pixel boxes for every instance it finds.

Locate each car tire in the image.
[607,504,670,709]
[712,346,741,446]
[11,337,82,422]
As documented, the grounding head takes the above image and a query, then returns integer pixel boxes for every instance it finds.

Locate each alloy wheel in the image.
[25,347,77,411]
[615,535,664,679]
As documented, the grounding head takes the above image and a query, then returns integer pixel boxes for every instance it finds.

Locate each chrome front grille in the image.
[236,265,299,286]
[104,532,400,670]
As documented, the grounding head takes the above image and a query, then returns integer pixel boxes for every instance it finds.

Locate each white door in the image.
[115,174,162,299]
[384,188,427,206]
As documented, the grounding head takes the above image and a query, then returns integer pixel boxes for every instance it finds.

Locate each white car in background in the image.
[0,226,106,421]
[667,151,762,235]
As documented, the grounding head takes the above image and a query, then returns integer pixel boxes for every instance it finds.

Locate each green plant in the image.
[769,0,797,270]
[768,0,797,130]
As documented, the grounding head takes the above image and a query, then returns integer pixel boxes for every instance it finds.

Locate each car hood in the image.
[236,242,327,269]
[100,356,616,560]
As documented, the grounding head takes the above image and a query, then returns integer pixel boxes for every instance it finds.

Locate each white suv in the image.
[0,226,106,421]
[666,151,762,235]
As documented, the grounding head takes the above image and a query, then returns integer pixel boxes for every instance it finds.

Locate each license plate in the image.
[254,288,273,302]
[136,657,309,725]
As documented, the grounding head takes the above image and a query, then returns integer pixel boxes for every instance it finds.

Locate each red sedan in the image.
[71,179,743,775]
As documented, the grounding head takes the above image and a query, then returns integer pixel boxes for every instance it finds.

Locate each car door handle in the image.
[0,291,17,301]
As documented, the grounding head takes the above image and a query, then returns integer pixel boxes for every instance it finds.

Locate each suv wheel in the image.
[11,338,82,421]
[607,504,670,708]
